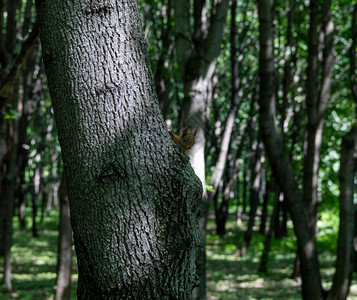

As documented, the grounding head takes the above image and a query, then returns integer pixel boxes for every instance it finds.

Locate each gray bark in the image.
[36,1,202,299]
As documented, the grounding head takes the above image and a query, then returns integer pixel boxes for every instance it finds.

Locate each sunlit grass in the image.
[0,208,356,299]
[0,210,77,299]
[206,210,357,300]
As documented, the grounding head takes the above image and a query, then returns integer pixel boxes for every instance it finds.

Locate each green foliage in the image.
[4,104,19,120]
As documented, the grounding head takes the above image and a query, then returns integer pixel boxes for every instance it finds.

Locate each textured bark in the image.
[55,177,72,300]
[36,1,202,299]
[257,0,322,299]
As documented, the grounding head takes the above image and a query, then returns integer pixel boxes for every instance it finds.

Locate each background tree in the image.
[173,1,230,298]
[0,0,39,292]
[257,0,322,298]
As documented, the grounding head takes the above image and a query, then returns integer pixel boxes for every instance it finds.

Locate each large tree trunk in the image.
[257,0,322,299]
[36,1,202,299]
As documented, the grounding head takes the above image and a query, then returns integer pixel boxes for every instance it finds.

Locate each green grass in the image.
[0,209,356,299]
[0,210,78,300]
[205,210,357,300]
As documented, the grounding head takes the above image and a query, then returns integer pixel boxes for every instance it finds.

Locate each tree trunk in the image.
[217,124,247,234]
[153,0,173,120]
[240,140,263,256]
[258,191,279,273]
[55,176,73,300]
[327,4,357,298]
[326,125,357,300]
[259,178,272,235]
[0,97,18,292]
[208,0,245,204]
[36,1,203,299]
[173,1,229,298]
[257,0,322,299]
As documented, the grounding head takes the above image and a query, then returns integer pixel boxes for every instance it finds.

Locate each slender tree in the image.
[0,0,39,291]
[173,1,229,298]
[327,4,357,298]
[36,0,202,298]
[257,0,323,298]
[55,177,72,300]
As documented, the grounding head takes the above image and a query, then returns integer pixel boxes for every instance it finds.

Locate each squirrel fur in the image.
[169,127,197,155]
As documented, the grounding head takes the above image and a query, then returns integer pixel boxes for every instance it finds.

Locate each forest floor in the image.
[0,209,356,299]
[205,210,357,300]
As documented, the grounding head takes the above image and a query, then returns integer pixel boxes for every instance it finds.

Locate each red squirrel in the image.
[169,127,197,155]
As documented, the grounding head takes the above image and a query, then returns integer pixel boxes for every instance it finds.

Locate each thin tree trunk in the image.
[327,4,357,298]
[258,191,279,273]
[302,0,320,234]
[326,125,357,300]
[153,0,173,119]
[208,0,247,204]
[257,0,323,299]
[259,178,271,235]
[217,124,247,234]
[55,176,73,300]
[240,141,263,256]
[0,21,39,110]
[0,95,18,292]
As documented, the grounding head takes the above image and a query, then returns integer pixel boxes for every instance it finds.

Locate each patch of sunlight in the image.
[13,272,56,281]
[215,279,237,292]
[239,277,265,288]
[348,282,357,299]
[208,252,241,262]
